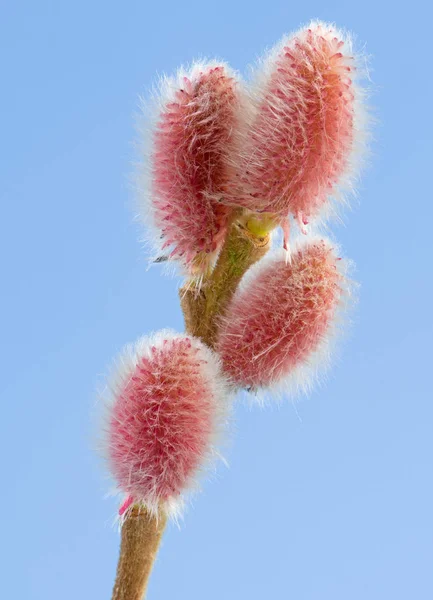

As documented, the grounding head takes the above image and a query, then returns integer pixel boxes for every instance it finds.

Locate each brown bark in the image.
[111,506,167,600]
[180,220,271,348]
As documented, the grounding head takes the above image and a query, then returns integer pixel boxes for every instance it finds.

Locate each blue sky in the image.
[1,1,432,598]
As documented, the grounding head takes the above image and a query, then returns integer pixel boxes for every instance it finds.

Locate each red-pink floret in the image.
[108,338,215,503]
[152,66,238,271]
[216,241,342,388]
[234,25,355,222]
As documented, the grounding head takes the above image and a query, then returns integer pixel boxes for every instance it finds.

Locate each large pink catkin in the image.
[229,22,362,227]
[152,63,240,273]
[103,331,229,515]
[216,239,349,394]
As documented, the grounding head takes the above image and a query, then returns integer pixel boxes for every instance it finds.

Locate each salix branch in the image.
[98,19,370,600]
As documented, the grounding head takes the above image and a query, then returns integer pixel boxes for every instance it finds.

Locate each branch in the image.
[180,217,271,347]
[111,506,167,600]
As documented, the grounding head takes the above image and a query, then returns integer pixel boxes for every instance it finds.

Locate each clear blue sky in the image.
[1,1,432,598]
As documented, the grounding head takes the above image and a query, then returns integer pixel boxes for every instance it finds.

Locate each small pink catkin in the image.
[229,21,365,227]
[151,63,241,273]
[216,238,351,395]
[103,331,230,516]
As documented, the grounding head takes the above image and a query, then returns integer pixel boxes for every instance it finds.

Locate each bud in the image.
[102,331,230,516]
[228,21,367,231]
[150,63,242,273]
[216,238,352,396]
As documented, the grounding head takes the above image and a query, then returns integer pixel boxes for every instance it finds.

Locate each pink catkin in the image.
[230,22,358,224]
[216,239,346,390]
[152,64,239,273]
[105,333,227,511]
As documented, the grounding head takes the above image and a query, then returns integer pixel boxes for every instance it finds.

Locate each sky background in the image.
[1,1,432,598]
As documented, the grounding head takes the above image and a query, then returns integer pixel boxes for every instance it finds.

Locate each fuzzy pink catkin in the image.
[229,22,363,228]
[103,331,229,515]
[216,239,349,393]
[152,63,240,273]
